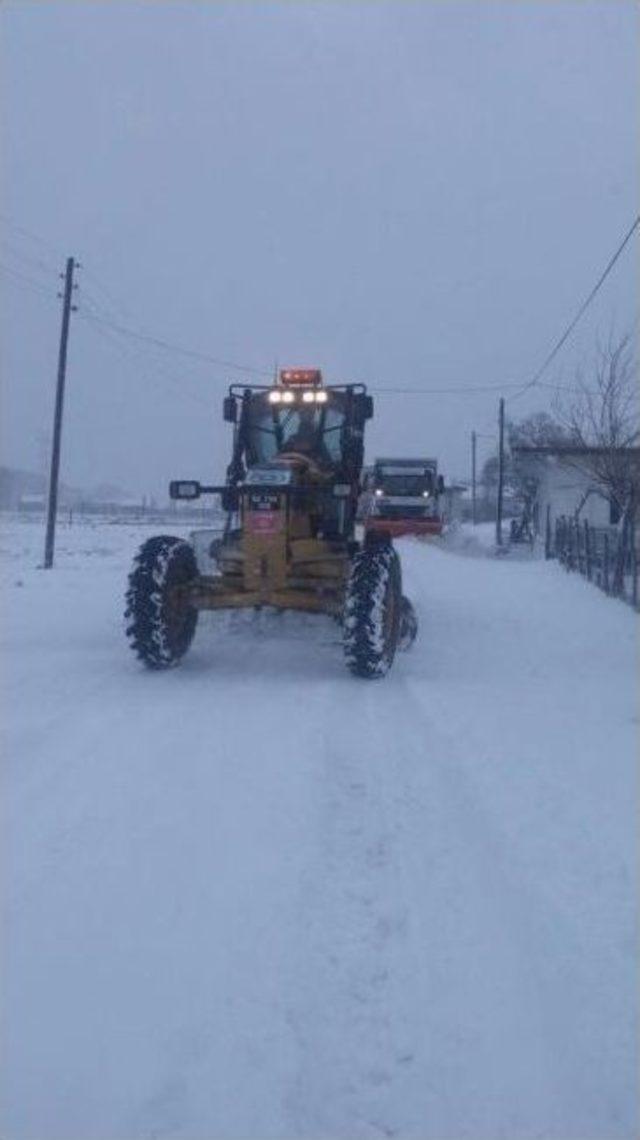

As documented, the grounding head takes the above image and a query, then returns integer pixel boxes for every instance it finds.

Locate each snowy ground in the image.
[1,515,638,1140]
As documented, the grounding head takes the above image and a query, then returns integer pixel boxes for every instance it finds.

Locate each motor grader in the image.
[125,368,417,678]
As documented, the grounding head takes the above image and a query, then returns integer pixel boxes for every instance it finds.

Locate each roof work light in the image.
[279,368,323,387]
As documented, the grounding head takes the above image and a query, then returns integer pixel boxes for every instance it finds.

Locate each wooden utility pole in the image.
[496,397,505,546]
[44,257,77,568]
[471,430,477,526]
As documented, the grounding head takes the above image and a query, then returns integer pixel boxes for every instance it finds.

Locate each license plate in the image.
[248,491,280,512]
[247,511,282,535]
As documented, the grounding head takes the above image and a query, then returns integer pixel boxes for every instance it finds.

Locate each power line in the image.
[80,266,133,322]
[0,237,57,279]
[371,382,512,394]
[0,260,58,303]
[509,212,640,403]
[5,210,635,411]
[370,380,598,396]
[1,214,275,377]
[78,308,274,376]
[0,212,65,263]
[75,308,214,409]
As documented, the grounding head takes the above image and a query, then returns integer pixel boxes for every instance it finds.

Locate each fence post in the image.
[576,518,584,574]
[603,532,610,594]
[632,520,638,608]
[584,520,591,580]
[612,516,627,597]
[545,504,552,560]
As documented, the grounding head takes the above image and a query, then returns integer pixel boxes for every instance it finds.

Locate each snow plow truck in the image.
[125,369,417,678]
[364,457,445,538]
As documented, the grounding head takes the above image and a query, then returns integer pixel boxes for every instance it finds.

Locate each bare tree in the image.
[553,330,639,592]
[480,412,568,526]
[508,411,570,450]
[553,330,639,520]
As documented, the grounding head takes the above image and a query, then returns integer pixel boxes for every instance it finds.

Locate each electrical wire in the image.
[1,258,603,403]
[508,212,640,403]
[78,308,274,377]
[370,380,598,395]
[371,383,513,394]
[0,212,66,263]
[1,215,275,377]
[4,209,635,408]
[80,267,133,322]
[0,261,58,303]
[75,308,213,410]
[0,237,57,280]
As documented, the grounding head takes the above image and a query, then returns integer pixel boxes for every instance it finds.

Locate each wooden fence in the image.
[545,509,639,610]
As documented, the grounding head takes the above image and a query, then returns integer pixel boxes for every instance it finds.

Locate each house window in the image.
[609,498,622,525]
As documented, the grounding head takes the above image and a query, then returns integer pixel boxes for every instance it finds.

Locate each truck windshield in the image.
[245,395,347,466]
[376,472,434,496]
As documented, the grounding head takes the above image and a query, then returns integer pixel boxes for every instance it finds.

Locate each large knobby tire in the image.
[343,544,402,678]
[398,595,418,651]
[125,536,198,669]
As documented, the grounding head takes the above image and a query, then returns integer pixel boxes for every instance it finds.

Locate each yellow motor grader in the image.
[125,369,417,678]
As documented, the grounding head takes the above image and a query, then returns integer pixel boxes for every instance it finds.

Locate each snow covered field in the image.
[1,515,638,1140]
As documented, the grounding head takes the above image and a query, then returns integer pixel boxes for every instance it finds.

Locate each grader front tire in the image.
[343,545,402,678]
[125,536,198,669]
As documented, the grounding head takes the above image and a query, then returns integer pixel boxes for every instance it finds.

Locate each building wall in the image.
[536,459,611,532]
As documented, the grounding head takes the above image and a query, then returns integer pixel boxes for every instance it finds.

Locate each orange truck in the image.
[364,457,445,538]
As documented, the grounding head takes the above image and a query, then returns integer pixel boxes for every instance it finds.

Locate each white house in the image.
[512,446,640,537]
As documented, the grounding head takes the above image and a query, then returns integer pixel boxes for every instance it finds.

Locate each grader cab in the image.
[125,369,417,678]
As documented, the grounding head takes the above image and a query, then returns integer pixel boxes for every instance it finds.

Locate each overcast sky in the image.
[1,1,638,499]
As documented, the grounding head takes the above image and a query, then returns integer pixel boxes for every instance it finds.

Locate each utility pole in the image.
[44,257,77,568]
[471,430,477,526]
[496,396,505,547]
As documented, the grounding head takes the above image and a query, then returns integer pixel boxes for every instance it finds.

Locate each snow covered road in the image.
[1,518,637,1139]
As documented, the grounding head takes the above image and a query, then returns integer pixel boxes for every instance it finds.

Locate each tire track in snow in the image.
[382,676,633,1138]
[282,664,617,1140]
[283,686,423,1139]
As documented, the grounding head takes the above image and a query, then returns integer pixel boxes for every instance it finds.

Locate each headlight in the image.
[422,490,430,498]
[375,488,384,497]
[302,390,315,403]
[315,390,328,403]
[281,390,295,404]
[268,390,282,404]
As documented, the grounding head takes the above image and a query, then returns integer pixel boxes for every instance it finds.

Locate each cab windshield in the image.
[245,393,347,467]
[376,471,434,496]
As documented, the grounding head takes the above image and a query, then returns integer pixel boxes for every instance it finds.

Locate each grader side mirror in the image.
[170,480,201,500]
[223,396,238,423]
[362,395,374,420]
[438,475,445,494]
